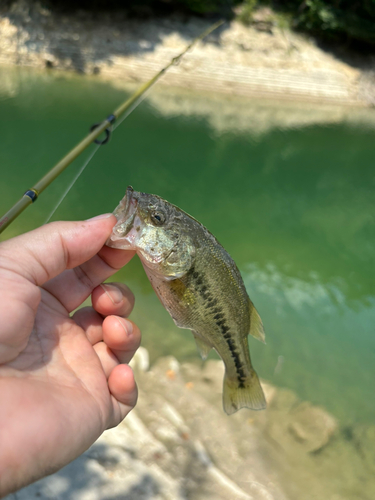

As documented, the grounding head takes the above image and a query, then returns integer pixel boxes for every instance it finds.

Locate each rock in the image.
[129,345,150,372]
[288,402,337,452]
[265,390,337,454]
[5,352,286,500]
[4,349,375,500]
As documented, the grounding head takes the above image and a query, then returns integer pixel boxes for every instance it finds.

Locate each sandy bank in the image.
[1,1,375,106]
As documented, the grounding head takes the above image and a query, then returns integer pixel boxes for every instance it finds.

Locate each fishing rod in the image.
[0,19,224,234]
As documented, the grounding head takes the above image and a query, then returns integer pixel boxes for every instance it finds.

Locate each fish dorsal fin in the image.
[192,331,212,360]
[248,299,266,344]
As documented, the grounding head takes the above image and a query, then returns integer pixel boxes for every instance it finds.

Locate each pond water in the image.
[1,66,374,427]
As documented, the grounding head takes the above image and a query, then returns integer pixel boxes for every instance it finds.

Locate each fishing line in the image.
[44,143,101,224]
[113,87,150,132]
[45,87,152,222]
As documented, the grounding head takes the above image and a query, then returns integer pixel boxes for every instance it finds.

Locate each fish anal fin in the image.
[192,331,212,360]
[248,299,266,344]
[223,370,266,415]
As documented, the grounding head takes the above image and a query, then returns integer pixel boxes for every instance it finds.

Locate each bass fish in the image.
[107,186,266,414]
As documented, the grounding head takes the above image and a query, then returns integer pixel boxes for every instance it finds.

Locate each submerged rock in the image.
[266,399,338,454]
[288,402,337,453]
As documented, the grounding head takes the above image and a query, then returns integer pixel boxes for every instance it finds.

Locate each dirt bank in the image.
[1,1,375,106]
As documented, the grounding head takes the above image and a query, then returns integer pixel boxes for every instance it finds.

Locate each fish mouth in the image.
[114,185,135,218]
[106,186,139,249]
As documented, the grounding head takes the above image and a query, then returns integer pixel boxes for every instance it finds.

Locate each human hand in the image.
[0,214,139,496]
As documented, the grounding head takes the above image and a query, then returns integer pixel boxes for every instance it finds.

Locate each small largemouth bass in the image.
[107,186,266,414]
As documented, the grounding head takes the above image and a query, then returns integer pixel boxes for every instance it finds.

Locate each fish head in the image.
[107,186,195,279]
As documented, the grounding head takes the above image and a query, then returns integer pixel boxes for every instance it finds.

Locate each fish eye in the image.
[150,210,166,226]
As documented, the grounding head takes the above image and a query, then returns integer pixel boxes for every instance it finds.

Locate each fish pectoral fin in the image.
[223,371,266,415]
[192,331,212,360]
[248,299,266,344]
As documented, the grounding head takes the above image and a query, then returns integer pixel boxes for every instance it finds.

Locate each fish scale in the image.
[107,186,267,415]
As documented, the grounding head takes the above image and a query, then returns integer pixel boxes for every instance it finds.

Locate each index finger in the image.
[42,246,136,312]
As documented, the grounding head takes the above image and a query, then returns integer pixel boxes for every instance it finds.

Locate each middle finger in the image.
[92,282,135,318]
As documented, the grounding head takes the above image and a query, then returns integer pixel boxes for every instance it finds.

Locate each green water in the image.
[1,66,374,426]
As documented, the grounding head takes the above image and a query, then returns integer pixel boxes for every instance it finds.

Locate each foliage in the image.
[279,0,375,45]
[236,0,258,25]
[175,0,237,15]
[34,0,375,46]
[233,0,375,47]
[43,0,241,15]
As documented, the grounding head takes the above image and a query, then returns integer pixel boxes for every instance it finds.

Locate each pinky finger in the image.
[108,364,138,425]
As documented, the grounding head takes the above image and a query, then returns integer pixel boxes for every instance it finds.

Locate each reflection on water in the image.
[0,66,374,428]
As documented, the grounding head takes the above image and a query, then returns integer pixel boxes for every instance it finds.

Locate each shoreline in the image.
[1,1,375,107]
[3,63,375,142]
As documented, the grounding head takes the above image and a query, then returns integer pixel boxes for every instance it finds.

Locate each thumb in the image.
[0,214,116,286]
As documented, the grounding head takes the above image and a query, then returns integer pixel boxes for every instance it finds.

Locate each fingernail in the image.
[86,213,113,221]
[100,283,123,305]
[118,318,133,338]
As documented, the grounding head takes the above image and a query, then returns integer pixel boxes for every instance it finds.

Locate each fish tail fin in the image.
[223,370,266,415]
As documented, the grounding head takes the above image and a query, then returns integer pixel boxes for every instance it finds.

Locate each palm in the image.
[7,291,114,431]
[13,289,109,394]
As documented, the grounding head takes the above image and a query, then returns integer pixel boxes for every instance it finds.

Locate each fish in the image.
[106,186,266,415]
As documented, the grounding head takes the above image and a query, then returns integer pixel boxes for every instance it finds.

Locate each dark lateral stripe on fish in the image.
[188,267,247,388]
[227,340,247,388]
[215,316,247,388]
[191,270,215,303]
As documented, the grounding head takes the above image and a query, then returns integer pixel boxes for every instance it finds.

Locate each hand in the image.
[0,214,139,496]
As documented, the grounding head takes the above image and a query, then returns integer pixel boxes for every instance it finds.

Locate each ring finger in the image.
[102,316,141,365]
